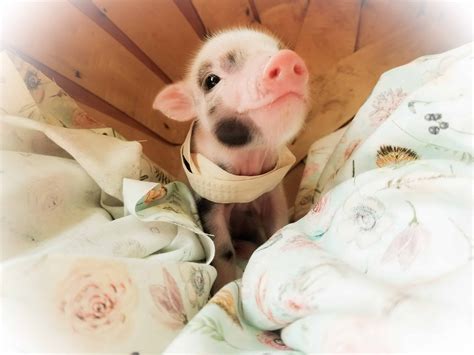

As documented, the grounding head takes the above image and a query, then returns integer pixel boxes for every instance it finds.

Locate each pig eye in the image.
[204,74,220,91]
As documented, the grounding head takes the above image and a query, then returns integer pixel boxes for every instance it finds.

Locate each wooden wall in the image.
[2,0,472,204]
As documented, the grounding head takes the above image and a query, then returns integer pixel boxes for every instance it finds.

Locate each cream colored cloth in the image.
[181,122,296,203]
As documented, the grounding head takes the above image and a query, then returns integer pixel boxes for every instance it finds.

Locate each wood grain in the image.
[254,0,309,48]
[294,0,362,80]
[3,1,190,144]
[92,0,202,81]
[290,9,472,164]
[71,0,172,84]
[173,0,207,38]
[356,0,427,50]
[192,0,258,34]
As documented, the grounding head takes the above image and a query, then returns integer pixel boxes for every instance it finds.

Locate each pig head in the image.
[153,28,310,292]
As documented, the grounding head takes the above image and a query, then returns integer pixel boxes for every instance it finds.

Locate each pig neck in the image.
[193,124,280,176]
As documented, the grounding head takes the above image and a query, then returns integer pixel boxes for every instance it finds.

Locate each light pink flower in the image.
[58,260,137,338]
[257,331,291,350]
[150,268,188,329]
[369,88,408,125]
[382,201,429,269]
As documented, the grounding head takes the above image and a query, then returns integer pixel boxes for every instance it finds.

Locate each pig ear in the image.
[153,81,196,121]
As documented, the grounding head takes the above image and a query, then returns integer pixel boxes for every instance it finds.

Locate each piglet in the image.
[153,28,310,293]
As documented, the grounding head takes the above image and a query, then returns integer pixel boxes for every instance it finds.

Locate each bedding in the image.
[1,40,472,353]
[0,51,215,353]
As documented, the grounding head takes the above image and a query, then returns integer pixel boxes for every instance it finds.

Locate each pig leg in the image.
[261,184,289,238]
[197,199,238,293]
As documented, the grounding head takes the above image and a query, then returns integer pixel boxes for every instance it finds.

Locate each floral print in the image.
[376,145,419,167]
[58,260,137,337]
[209,288,242,328]
[343,139,362,160]
[150,268,188,329]
[180,263,212,309]
[24,70,41,90]
[144,186,168,204]
[339,195,391,248]
[369,88,407,125]
[382,201,430,269]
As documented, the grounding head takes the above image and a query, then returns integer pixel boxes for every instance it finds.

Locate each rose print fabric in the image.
[0,50,215,353]
[165,43,473,353]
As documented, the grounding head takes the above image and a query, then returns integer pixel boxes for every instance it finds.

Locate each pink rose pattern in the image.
[58,260,137,338]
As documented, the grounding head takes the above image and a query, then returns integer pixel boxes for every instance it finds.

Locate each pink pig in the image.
[153,28,310,292]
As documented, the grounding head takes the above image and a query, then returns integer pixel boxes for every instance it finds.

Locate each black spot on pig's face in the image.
[219,49,245,73]
[214,118,253,147]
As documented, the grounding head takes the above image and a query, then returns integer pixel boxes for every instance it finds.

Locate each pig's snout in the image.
[262,49,308,97]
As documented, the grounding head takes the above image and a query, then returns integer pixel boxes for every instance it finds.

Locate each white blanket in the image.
[0,51,215,353]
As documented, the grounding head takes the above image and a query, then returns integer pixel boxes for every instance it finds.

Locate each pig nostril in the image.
[269,67,280,79]
[293,64,304,75]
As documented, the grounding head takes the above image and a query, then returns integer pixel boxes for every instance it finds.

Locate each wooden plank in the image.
[2,1,190,145]
[289,7,473,164]
[173,0,207,38]
[254,0,309,48]
[294,0,362,82]
[71,0,172,84]
[192,0,258,34]
[77,103,186,182]
[92,0,202,81]
[356,0,428,50]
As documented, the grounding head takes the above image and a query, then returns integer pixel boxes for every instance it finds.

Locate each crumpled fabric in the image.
[0,50,215,353]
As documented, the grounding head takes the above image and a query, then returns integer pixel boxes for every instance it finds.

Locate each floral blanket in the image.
[165,43,473,353]
[0,51,215,353]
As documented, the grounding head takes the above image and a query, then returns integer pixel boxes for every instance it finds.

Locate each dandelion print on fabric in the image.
[376,145,419,167]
